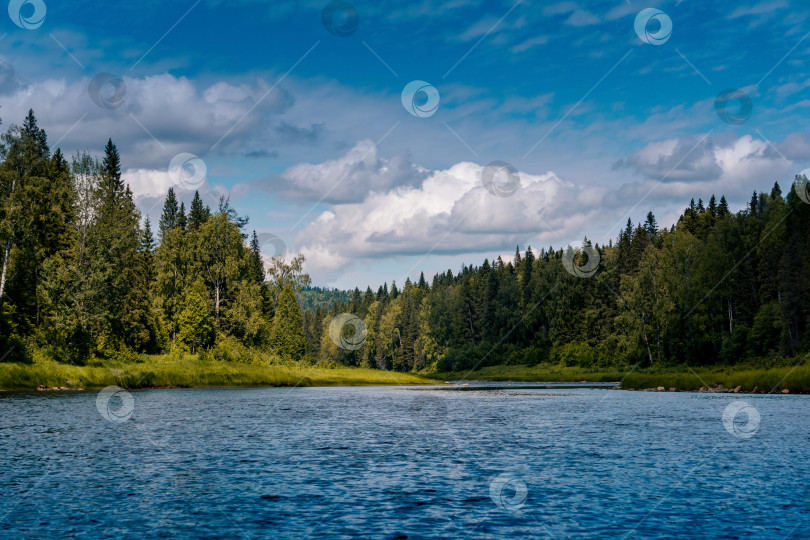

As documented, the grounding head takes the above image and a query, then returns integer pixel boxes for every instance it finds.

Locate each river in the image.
[1,385,807,538]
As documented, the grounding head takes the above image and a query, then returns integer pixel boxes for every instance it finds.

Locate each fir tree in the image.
[188,191,210,230]
[158,188,179,240]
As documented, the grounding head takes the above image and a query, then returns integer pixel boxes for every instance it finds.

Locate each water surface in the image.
[1,386,807,538]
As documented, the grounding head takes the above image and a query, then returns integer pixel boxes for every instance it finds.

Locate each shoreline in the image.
[17,382,805,394]
[0,358,440,392]
[3,357,809,394]
[435,362,810,394]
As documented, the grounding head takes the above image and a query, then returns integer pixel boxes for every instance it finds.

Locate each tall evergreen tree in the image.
[188,191,210,231]
[158,188,179,240]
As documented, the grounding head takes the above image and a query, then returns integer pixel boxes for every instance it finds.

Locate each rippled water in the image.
[1,386,808,538]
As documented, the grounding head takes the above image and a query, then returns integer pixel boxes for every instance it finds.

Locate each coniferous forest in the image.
[2,110,810,374]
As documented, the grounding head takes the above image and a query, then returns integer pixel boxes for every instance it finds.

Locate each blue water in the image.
[1,386,808,538]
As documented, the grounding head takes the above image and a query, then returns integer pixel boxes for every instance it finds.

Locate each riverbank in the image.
[4,355,809,393]
[433,362,810,393]
[0,354,438,391]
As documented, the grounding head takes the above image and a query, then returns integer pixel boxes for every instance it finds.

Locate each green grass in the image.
[622,364,810,392]
[432,364,626,383]
[5,354,808,393]
[432,362,810,392]
[0,354,439,391]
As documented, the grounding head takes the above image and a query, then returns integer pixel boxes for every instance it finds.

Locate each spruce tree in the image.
[248,230,265,284]
[188,191,210,230]
[718,196,730,218]
[158,188,179,240]
[178,202,187,230]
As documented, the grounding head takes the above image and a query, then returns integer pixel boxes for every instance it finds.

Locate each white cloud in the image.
[612,134,797,194]
[511,35,550,54]
[124,168,180,198]
[0,73,295,169]
[292,158,589,281]
[256,140,427,203]
[290,135,800,283]
[543,2,600,26]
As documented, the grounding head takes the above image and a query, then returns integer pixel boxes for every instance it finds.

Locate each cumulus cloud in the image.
[0,72,306,169]
[613,136,723,182]
[612,135,797,191]
[292,158,594,282]
[255,140,427,203]
[124,168,181,198]
[289,134,801,283]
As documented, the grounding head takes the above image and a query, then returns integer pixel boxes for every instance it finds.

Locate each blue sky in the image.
[2,0,809,288]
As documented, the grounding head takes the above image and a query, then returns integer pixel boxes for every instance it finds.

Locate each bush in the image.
[550,341,595,367]
[201,335,254,363]
[200,335,283,365]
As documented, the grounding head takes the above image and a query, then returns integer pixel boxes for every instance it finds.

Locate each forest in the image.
[1,110,809,375]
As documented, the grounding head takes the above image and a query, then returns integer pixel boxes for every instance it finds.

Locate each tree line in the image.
[306,185,810,372]
[2,110,809,372]
[0,110,309,363]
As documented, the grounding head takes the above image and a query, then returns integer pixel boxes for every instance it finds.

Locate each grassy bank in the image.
[433,364,627,383]
[5,354,808,393]
[0,354,438,391]
[621,363,810,393]
[433,362,810,393]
